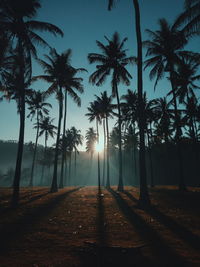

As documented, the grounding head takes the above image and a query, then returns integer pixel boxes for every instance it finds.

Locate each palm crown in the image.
[88,32,135,97]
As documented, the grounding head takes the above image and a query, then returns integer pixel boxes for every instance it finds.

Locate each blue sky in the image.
[0,0,199,150]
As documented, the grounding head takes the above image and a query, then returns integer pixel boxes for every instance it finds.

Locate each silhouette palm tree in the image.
[123,125,138,182]
[85,127,97,159]
[154,97,173,144]
[38,116,57,184]
[107,0,150,204]
[86,101,102,189]
[121,90,138,181]
[0,0,63,206]
[144,18,188,191]
[27,90,52,186]
[71,127,83,176]
[172,53,200,103]
[34,48,85,192]
[175,0,200,36]
[95,91,113,188]
[88,32,135,191]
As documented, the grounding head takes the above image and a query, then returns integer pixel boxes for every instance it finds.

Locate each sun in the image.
[95,136,104,152]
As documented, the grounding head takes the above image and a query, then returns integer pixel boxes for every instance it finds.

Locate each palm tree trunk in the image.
[74,148,77,178]
[102,119,106,186]
[12,93,25,207]
[60,91,67,188]
[64,158,68,186]
[169,70,186,191]
[147,130,154,187]
[29,111,39,187]
[41,133,47,185]
[11,41,25,207]
[69,153,72,185]
[133,124,137,181]
[115,84,123,191]
[96,119,101,190]
[133,0,150,204]
[106,116,110,188]
[51,86,63,192]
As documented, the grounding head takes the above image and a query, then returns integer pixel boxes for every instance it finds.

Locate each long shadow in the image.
[0,191,50,214]
[77,188,108,267]
[97,188,107,267]
[0,187,82,253]
[108,188,189,267]
[78,188,150,267]
[0,188,44,202]
[0,192,50,215]
[124,191,200,250]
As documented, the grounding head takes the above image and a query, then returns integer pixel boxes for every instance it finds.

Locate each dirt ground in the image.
[0,185,199,267]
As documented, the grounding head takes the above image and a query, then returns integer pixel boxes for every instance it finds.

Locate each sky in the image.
[0,0,199,150]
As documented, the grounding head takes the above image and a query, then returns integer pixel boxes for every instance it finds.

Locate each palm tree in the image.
[123,125,138,182]
[38,116,57,184]
[175,0,200,35]
[0,0,63,206]
[88,32,135,191]
[34,49,84,192]
[95,92,113,188]
[70,127,83,179]
[154,97,173,144]
[27,90,52,186]
[86,101,102,189]
[172,53,200,103]
[85,127,97,159]
[107,0,150,203]
[144,18,188,191]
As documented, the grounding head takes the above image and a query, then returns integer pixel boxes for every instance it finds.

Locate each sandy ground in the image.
[0,185,199,267]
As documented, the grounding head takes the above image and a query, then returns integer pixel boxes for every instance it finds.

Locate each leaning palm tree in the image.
[88,32,135,191]
[86,101,102,189]
[0,0,63,206]
[144,18,188,191]
[27,90,52,186]
[38,116,57,184]
[34,48,84,192]
[95,92,113,188]
[107,0,150,203]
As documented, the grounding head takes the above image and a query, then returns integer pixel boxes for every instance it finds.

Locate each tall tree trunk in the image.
[115,84,123,191]
[51,86,63,192]
[169,70,186,191]
[106,116,110,188]
[74,148,77,178]
[40,133,47,185]
[133,0,150,204]
[29,111,39,187]
[60,91,67,188]
[102,119,106,186]
[11,41,25,207]
[133,124,137,181]
[68,153,72,185]
[147,130,154,187]
[64,158,68,186]
[96,119,101,190]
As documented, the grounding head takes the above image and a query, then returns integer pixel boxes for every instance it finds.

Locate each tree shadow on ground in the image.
[77,188,151,267]
[124,190,200,250]
[108,188,190,267]
[0,187,81,252]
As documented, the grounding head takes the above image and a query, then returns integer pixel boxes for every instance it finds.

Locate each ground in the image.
[0,186,199,267]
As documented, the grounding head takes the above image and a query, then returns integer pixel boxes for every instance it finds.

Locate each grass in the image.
[0,185,199,266]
